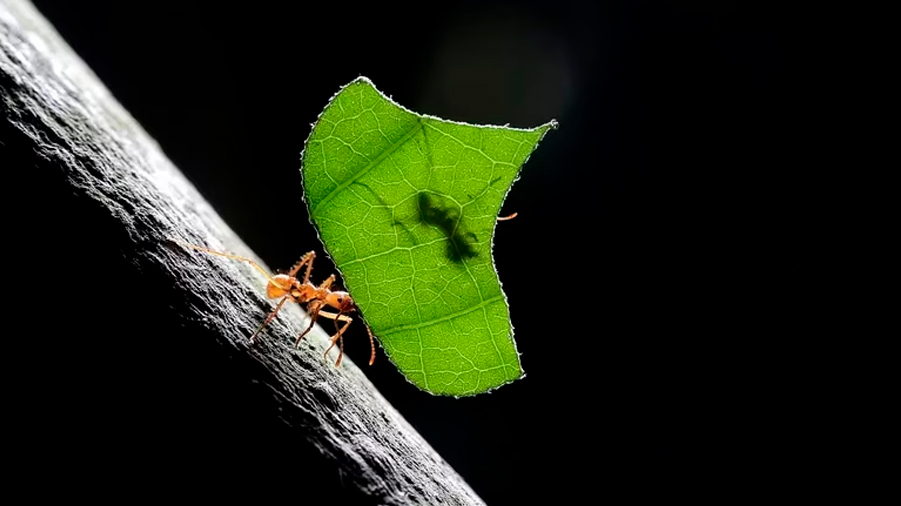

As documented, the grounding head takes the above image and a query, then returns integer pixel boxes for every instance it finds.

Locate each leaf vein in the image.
[379,294,504,335]
[312,118,424,217]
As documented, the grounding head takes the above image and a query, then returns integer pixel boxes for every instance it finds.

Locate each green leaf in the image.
[301,77,555,396]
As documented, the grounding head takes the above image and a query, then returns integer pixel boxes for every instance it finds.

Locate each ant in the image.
[174,241,376,368]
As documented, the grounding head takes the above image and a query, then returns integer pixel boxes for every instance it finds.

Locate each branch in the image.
[0,2,483,504]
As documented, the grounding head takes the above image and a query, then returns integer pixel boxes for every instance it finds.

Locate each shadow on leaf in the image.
[416,192,478,264]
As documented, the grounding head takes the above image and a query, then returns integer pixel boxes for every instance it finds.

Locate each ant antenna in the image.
[172,239,290,291]
[365,324,376,366]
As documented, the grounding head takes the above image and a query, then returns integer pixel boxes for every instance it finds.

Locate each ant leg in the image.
[323,327,349,368]
[317,310,353,324]
[319,310,376,366]
[319,311,352,367]
[318,274,335,291]
[250,296,290,342]
[295,300,324,347]
[287,251,316,283]
[327,332,345,368]
[497,212,518,221]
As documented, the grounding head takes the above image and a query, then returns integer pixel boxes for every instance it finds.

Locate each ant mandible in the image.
[174,241,376,368]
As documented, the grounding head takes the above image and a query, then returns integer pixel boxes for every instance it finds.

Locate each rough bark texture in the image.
[0,2,483,504]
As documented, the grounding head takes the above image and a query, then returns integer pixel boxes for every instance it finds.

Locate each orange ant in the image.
[174,241,376,368]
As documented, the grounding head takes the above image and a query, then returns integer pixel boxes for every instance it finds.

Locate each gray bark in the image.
[0,1,483,504]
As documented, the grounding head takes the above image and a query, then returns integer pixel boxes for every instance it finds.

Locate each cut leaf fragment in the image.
[302,77,555,396]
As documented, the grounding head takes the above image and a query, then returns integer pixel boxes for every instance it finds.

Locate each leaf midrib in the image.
[311,118,424,217]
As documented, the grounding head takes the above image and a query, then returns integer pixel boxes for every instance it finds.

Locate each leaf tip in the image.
[349,75,374,85]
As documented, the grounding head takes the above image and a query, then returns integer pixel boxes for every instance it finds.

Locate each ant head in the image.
[326,291,356,313]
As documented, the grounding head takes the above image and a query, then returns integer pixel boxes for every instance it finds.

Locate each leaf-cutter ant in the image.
[174,241,376,368]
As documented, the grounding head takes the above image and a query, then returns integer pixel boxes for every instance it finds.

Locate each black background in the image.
[27,0,798,503]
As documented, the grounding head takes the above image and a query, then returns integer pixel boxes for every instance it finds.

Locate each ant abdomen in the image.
[266,274,294,298]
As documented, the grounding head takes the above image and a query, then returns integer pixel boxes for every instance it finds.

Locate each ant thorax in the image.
[294,284,321,303]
